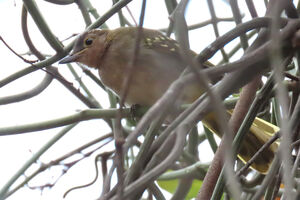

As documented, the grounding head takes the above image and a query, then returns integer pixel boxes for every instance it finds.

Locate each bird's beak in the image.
[59,53,80,64]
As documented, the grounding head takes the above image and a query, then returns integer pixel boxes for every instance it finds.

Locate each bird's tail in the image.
[202,112,279,174]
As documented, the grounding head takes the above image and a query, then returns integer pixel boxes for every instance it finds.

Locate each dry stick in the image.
[63,151,113,198]
[285,72,300,81]
[111,0,133,27]
[0,36,37,64]
[236,132,280,176]
[125,6,137,26]
[160,17,240,33]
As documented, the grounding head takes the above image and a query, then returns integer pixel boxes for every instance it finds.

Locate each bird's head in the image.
[59,30,110,68]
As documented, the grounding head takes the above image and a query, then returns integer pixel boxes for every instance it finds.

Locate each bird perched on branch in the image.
[59,27,279,173]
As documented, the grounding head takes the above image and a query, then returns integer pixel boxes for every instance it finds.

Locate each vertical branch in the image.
[269,3,294,199]
[229,0,249,49]
[76,0,93,26]
[206,0,229,62]
[170,128,198,200]
[164,0,178,37]
[245,0,258,18]
[112,0,127,26]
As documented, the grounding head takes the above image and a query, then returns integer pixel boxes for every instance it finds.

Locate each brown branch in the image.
[0,36,37,64]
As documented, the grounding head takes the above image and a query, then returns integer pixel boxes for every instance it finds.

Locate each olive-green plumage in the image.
[60,27,279,173]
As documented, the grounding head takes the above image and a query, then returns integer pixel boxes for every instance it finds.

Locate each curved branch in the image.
[0,6,55,105]
[197,17,288,63]
[43,0,74,5]
[229,0,249,50]
[0,107,146,135]
[0,69,53,105]
[206,0,229,62]
[21,6,45,60]
[0,50,68,88]
[23,0,64,53]
[159,17,240,32]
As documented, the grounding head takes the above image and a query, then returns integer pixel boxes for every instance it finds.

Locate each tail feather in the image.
[203,112,280,174]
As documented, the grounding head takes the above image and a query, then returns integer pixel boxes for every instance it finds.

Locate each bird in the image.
[59,27,279,173]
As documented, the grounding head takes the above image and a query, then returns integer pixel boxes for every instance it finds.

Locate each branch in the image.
[0,108,146,135]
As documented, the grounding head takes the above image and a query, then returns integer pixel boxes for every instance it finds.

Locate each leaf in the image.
[157,179,203,200]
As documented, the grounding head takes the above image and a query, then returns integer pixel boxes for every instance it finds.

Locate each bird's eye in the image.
[85,38,93,46]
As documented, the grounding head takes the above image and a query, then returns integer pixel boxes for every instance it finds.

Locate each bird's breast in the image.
[98,50,203,106]
[98,60,181,106]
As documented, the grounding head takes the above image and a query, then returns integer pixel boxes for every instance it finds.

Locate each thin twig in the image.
[0,36,37,63]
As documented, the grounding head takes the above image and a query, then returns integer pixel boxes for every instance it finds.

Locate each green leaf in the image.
[157,179,203,200]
